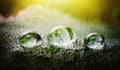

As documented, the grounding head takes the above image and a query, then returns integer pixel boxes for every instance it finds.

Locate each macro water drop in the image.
[47,26,76,48]
[19,32,42,48]
[84,33,105,50]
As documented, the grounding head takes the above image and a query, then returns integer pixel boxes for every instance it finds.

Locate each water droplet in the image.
[19,32,42,48]
[84,33,105,50]
[47,26,76,48]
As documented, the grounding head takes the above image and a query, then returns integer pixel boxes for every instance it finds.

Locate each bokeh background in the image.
[0,0,120,30]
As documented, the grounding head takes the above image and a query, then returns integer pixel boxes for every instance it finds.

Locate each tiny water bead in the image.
[47,26,76,48]
[19,32,43,48]
[84,33,105,50]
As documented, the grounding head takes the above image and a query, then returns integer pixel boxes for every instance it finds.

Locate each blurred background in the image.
[0,0,120,30]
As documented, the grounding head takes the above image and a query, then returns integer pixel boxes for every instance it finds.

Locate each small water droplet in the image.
[47,26,76,48]
[84,33,105,50]
[19,32,42,48]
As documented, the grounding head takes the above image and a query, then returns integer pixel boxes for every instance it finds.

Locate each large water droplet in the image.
[47,26,76,48]
[84,33,105,50]
[19,32,42,48]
